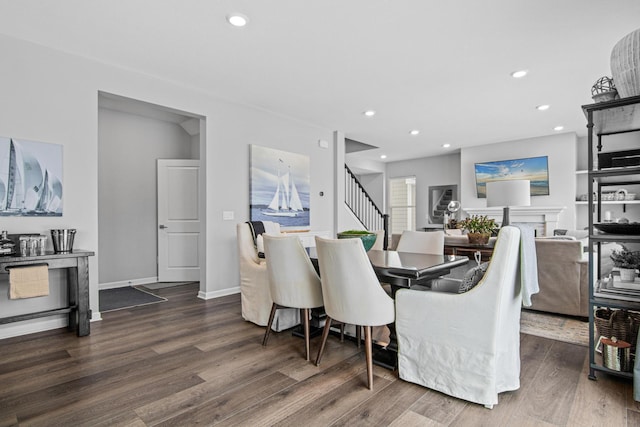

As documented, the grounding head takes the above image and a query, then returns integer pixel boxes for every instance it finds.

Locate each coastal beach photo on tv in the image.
[474,155,549,198]
[250,144,310,228]
[0,137,63,216]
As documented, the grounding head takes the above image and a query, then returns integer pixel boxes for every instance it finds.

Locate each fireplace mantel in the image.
[462,206,565,236]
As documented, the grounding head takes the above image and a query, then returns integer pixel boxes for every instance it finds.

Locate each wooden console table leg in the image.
[67,266,78,333]
[73,256,91,337]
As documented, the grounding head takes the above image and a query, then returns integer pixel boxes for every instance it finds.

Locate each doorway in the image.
[97,92,205,291]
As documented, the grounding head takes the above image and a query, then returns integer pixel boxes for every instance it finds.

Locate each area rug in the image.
[140,281,197,290]
[520,310,589,347]
[99,287,167,312]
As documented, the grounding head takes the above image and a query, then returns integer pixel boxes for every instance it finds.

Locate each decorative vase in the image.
[337,231,377,252]
[610,28,640,98]
[619,268,637,283]
[467,232,490,245]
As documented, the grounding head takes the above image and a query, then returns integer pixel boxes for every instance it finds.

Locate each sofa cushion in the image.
[458,262,490,293]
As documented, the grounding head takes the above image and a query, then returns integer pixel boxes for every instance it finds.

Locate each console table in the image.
[444,239,496,263]
[0,250,94,336]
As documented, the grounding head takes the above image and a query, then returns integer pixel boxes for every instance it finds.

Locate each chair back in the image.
[237,221,280,264]
[263,234,323,309]
[371,230,386,251]
[314,236,394,326]
[396,230,444,254]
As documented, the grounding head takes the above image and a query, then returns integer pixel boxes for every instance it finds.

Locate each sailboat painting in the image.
[250,145,310,227]
[0,137,63,216]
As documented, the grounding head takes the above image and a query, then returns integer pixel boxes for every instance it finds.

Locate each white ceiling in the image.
[1,1,639,163]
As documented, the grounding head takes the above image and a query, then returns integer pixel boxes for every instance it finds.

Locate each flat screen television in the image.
[474,156,549,198]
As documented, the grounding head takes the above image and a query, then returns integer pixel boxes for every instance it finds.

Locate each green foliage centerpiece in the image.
[457,215,498,245]
[337,230,377,252]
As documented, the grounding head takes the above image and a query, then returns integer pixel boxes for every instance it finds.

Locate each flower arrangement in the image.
[610,246,640,269]
[457,215,498,235]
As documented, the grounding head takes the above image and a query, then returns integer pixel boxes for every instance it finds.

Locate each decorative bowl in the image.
[337,230,377,251]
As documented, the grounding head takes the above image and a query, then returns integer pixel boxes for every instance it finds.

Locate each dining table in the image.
[307,247,469,369]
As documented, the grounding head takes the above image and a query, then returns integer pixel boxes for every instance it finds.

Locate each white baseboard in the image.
[99,276,158,290]
[0,310,103,340]
[198,286,240,300]
[0,316,68,340]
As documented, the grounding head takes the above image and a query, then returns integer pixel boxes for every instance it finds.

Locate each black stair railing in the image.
[344,165,389,249]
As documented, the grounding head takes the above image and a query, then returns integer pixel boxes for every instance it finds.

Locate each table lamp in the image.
[486,180,530,226]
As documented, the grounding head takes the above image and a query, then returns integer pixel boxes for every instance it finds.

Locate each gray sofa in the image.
[530,235,619,318]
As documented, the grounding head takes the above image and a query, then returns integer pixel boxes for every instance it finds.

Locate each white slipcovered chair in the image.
[262,234,324,360]
[236,222,299,331]
[395,230,444,254]
[314,236,395,390]
[395,226,522,408]
[371,229,386,251]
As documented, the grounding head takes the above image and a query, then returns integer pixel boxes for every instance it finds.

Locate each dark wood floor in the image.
[1,282,639,426]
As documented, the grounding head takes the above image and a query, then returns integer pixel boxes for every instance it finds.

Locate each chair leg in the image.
[340,323,345,342]
[262,303,278,346]
[315,317,333,366]
[302,308,311,361]
[364,325,373,390]
[356,325,361,349]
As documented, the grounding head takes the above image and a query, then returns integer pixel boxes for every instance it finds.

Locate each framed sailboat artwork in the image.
[250,145,310,228]
[0,137,63,217]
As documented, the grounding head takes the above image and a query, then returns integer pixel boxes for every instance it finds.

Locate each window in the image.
[389,176,416,234]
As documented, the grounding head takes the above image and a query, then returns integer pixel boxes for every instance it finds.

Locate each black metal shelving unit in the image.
[583,95,640,380]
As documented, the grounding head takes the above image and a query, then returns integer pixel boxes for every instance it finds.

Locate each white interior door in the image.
[157,159,201,282]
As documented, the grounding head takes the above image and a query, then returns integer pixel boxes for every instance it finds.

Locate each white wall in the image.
[461,132,577,230]
[386,153,461,230]
[98,107,194,286]
[0,34,335,337]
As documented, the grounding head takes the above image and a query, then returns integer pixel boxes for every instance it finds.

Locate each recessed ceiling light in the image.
[511,70,528,78]
[554,125,564,131]
[380,154,387,159]
[227,13,248,27]
[363,110,376,117]
[410,130,420,135]
[442,143,451,148]
[536,104,550,111]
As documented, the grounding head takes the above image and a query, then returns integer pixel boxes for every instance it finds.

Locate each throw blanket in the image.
[9,264,50,299]
[246,221,279,258]
[514,224,539,306]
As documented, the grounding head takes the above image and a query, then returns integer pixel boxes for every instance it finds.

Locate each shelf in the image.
[590,234,640,243]
[576,200,640,205]
[589,363,633,380]
[582,95,640,135]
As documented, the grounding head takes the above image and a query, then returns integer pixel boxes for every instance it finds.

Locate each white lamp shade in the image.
[486,180,531,207]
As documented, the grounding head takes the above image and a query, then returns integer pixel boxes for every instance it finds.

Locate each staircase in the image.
[344,165,389,249]
[431,189,453,224]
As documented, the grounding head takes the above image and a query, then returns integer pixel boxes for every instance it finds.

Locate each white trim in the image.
[197,286,240,300]
[0,316,67,340]
[463,206,565,236]
[98,276,158,290]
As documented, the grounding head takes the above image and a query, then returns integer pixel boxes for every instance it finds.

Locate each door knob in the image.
[159,225,168,229]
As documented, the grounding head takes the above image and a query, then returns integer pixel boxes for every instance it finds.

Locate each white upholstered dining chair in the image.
[395,230,444,254]
[262,234,324,360]
[394,226,522,408]
[236,222,299,331]
[314,236,395,390]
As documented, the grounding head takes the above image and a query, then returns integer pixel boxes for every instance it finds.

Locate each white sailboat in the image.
[263,164,303,217]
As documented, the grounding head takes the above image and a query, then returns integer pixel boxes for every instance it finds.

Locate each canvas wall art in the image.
[474,156,549,198]
[250,145,310,228]
[0,137,63,216]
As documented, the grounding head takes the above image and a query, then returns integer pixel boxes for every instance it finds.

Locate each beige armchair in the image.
[236,222,299,331]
